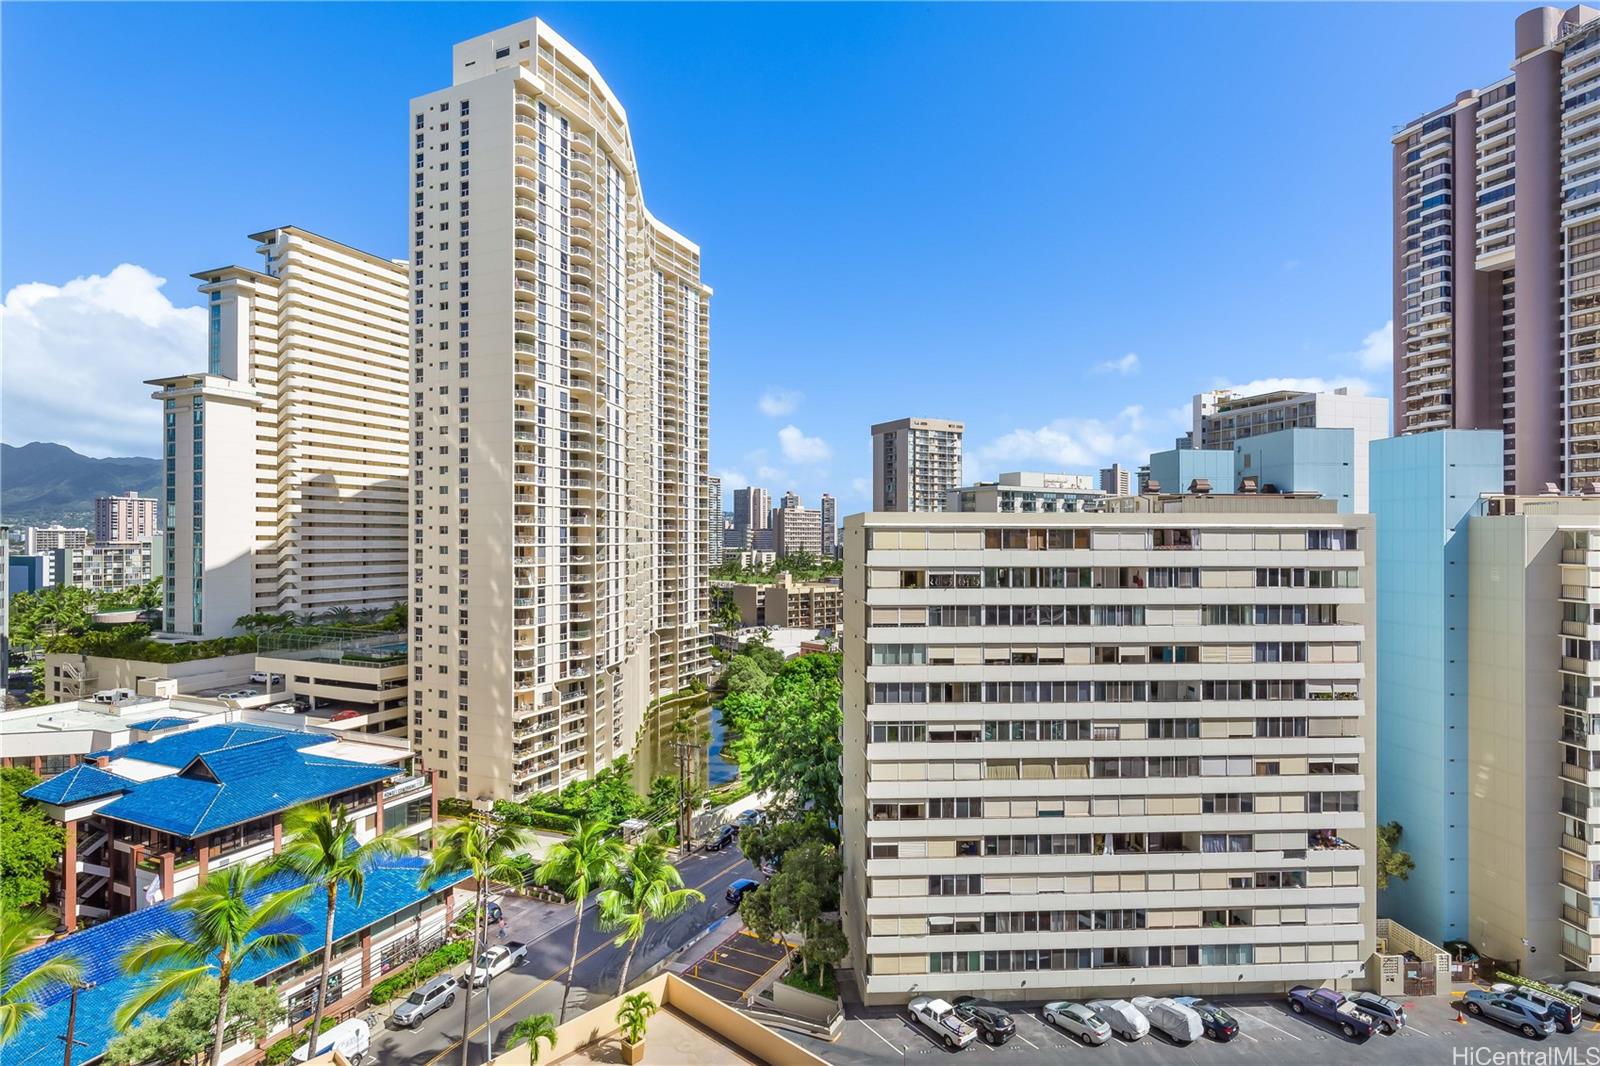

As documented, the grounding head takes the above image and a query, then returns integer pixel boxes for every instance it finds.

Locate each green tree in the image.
[234,612,297,633]
[0,907,82,1046]
[272,802,411,1051]
[376,600,408,631]
[738,812,837,870]
[738,840,844,982]
[720,658,773,701]
[103,979,281,1066]
[1377,821,1415,891]
[597,838,703,994]
[8,585,96,653]
[535,819,624,1021]
[421,817,529,1066]
[506,1012,559,1064]
[0,768,63,911]
[616,991,657,1046]
[740,653,842,823]
[116,864,311,1066]
[319,606,357,626]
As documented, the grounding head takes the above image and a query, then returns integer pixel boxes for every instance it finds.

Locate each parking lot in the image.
[792,992,1600,1065]
[680,929,791,1003]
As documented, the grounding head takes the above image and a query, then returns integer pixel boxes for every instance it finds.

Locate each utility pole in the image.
[59,981,93,1066]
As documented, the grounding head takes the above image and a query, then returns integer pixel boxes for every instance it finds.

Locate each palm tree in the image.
[420,816,529,1066]
[319,606,357,626]
[597,838,703,995]
[115,864,311,1066]
[534,819,623,1020]
[616,990,657,1048]
[0,908,82,1046]
[506,1012,559,1063]
[273,802,412,1054]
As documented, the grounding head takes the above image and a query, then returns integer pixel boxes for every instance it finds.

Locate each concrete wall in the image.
[1235,428,1356,513]
[43,651,257,703]
[1147,448,1233,495]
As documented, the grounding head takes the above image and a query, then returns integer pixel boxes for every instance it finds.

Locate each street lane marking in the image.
[423,857,748,1065]
[856,1019,905,1055]
[1406,1024,1432,1037]
[1014,1033,1039,1050]
[1237,1007,1302,1040]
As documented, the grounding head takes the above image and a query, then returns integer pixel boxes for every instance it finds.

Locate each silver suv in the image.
[390,974,458,1028]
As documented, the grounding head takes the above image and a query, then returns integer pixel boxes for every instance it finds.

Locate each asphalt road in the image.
[368,848,757,1066]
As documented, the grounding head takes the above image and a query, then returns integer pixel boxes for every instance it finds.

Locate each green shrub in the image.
[369,940,473,1004]
[263,1016,338,1066]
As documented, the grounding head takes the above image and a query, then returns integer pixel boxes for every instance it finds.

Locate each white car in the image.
[908,996,977,1049]
[217,691,245,700]
[251,671,284,685]
[292,1017,369,1063]
[1087,999,1150,1040]
[1042,1001,1111,1045]
[465,942,527,987]
[1131,996,1204,1045]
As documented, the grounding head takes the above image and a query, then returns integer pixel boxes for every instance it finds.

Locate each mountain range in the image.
[1,442,163,531]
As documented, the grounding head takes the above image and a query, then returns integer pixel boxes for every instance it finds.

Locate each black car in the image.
[1174,997,1239,1041]
[726,878,760,906]
[707,825,738,851]
[951,997,1016,1045]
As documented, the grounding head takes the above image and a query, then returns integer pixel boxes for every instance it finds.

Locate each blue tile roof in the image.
[3,857,468,1065]
[23,764,136,805]
[26,724,399,836]
[128,715,194,733]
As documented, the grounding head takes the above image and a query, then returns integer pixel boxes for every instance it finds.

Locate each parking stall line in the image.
[856,1019,906,1056]
[1013,1033,1039,1051]
[1234,1007,1303,1040]
[1405,1024,1433,1037]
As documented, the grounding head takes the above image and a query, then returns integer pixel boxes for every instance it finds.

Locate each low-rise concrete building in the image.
[949,471,1105,514]
[722,573,843,631]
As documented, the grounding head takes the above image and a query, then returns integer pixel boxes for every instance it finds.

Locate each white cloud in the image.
[1094,352,1141,376]
[757,388,802,417]
[1349,320,1393,373]
[1,265,204,457]
[1213,375,1374,397]
[777,424,832,464]
[713,468,749,491]
[756,464,784,482]
[970,406,1154,479]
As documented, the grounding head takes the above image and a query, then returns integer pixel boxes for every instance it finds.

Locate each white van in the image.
[1131,996,1204,1045]
[1086,999,1149,1040]
[1560,980,1600,1018]
[292,1017,370,1064]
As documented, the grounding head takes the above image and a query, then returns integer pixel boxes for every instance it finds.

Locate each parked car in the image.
[390,974,458,1027]
[1042,1001,1111,1045]
[1086,999,1149,1040]
[238,688,259,697]
[908,996,977,1049]
[486,900,503,924]
[1503,987,1579,1033]
[736,808,764,828]
[1348,991,1407,1035]
[707,825,738,851]
[1132,996,1203,1045]
[292,1016,369,1063]
[217,691,245,700]
[725,878,760,906]
[950,997,1015,1045]
[250,672,284,685]
[329,709,361,722]
[466,942,527,987]
[1557,980,1600,1018]
[1286,986,1377,1039]
[1444,940,1481,963]
[1461,989,1556,1039]
[1173,997,1239,1041]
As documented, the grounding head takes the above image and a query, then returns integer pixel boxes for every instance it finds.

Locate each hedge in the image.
[263,1017,338,1066]
[369,940,473,1005]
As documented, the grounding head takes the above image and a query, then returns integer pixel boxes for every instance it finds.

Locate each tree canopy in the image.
[736,652,842,823]
[739,839,846,980]
[103,979,282,1066]
[1377,821,1415,891]
[0,768,63,912]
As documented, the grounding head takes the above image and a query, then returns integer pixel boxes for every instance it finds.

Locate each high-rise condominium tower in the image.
[871,417,964,512]
[1392,4,1600,492]
[410,20,712,801]
[708,476,723,567]
[820,492,838,558]
[95,492,159,545]
[149,228,409,637]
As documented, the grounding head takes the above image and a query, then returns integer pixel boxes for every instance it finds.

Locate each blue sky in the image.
[1,3,1521,508]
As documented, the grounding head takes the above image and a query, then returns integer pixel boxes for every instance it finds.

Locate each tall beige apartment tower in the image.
[1393,4,1600,493]
[410,20,712,802]
[842,498,1375,1003]
[149,228,410,637]
[94,492,158,544]
[871,417,964,512]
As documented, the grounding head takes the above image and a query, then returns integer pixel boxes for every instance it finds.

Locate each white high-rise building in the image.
[149,227,410,637]
[842,497,1375,1003]
[708,476,724,568]
[410,19,712,801]
[25,526,88,554]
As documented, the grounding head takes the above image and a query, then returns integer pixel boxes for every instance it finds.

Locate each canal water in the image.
[632,695,740,791]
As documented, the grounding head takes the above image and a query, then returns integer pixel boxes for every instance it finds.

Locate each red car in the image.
[329,709,362,722]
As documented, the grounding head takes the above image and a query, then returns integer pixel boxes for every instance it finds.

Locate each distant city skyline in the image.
[0,3,1523,506]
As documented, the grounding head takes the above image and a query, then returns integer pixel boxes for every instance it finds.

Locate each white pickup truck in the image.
[908,996,977,1049]
[466,942,527,987]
